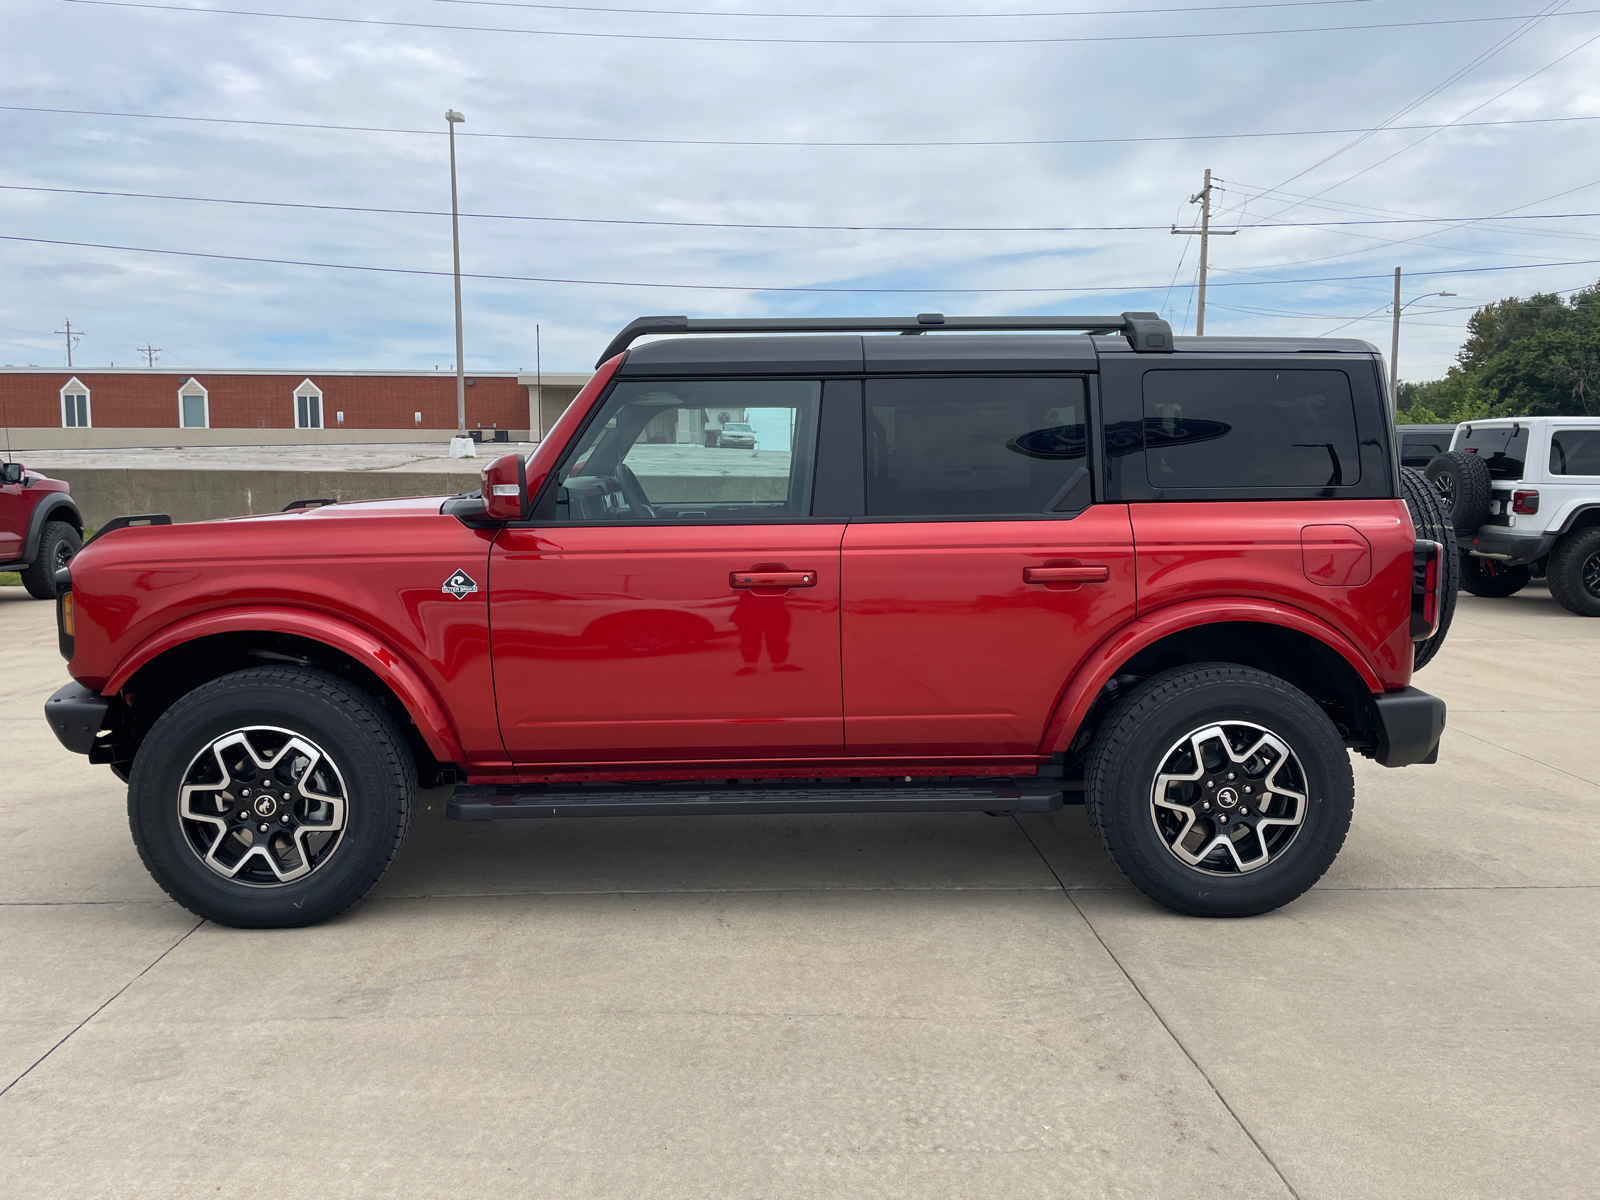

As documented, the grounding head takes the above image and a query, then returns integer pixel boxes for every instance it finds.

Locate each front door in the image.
[491,377,845,765]
[840,376,1138,757]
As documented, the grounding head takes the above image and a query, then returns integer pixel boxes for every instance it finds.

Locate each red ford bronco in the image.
[44,314,1451,927]
[2,458,82,599]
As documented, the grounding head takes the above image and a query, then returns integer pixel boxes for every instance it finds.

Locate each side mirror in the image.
[480,452,528,521]
[0,463,21,485]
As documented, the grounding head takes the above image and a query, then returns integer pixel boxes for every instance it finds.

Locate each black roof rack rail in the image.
[596,311,1173,367]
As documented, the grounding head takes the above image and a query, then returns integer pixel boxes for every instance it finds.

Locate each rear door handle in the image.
[731,570,818,589]
[1023,565,1110,584]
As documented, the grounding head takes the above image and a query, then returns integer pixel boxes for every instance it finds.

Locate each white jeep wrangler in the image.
[1424,417,1600,615]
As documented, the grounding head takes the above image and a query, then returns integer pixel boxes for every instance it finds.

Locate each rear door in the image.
[491,377,846,765]
[839,375,1138,757]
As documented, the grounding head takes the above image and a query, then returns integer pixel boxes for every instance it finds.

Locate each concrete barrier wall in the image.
[50,469,788,527]
[49,469,483,528]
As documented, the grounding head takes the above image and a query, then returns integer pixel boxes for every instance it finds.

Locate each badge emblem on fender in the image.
[442,569,478,600]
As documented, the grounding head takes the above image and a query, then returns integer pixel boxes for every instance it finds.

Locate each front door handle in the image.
[731,570,818,589]
[1023,565,1110,584]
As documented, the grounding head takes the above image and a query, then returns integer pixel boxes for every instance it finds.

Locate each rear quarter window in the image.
[1140,369,1361,489]
[1550,429,1600,476]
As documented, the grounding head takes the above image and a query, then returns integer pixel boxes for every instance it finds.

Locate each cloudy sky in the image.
[2,0,1598,378]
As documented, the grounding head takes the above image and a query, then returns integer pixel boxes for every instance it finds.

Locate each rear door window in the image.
[1549,429,1600,476]
[863,377,1090,516]
[1457,424,1530,481]
[1140,369,1361,489]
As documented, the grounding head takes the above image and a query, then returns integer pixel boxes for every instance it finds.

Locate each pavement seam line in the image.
[1013,818,1305,1200]
[1453,728,1600,788]
[0,917,205,1099]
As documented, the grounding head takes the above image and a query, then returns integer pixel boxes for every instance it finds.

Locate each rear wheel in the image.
[1459,555,1531,598]
[127,666,415,927]
[20,521,80,599]
[1085,664,1354,917]
[1547,527,1600,617]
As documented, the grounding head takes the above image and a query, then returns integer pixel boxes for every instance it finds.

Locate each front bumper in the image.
[1371,687,1446,767]
[1462,525,1557,567]
[44,682,110,756]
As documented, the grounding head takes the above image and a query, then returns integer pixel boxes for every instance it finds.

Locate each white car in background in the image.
[1424,416,1600,615]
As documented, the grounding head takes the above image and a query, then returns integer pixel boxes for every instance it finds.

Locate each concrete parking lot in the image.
[1,583,1596,1199]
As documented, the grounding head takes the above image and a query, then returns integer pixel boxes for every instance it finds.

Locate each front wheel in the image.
[1085,664,1354,917]
[21,520,81,599]
[127,667,416,927]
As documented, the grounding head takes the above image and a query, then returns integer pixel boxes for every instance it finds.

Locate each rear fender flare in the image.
[1041,599,1385,753]
[103,607,466,764]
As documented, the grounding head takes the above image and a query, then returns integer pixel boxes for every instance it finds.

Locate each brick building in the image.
[0,368,591,449]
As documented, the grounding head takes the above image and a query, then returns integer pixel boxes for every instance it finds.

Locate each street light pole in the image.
[1388,266,1456,406]
[446,108,470,453]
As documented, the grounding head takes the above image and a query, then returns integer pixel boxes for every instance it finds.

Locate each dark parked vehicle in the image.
[0,459,82,599]
[1398,424,1457,469]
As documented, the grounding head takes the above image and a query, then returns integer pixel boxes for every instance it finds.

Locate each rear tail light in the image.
[1512,489,1540,514]
[1411,540,1442,641]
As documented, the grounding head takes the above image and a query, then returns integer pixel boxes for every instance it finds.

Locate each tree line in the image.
[1396,279,1599,423]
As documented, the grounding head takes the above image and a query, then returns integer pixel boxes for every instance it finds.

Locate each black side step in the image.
[447,780,1065,821]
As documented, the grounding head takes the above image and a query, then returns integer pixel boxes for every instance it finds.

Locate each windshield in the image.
[722,423,753,432]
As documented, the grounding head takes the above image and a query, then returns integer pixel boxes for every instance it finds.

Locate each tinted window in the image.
[1140,369,1360,489]
[1550,429,1600,476]
[864,377,1089,516]
[1401,433,1452,469]
[1458,424,1529,481]
[556,379,819,520]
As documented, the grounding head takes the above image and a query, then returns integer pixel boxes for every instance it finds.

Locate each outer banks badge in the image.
[442,569,479,600]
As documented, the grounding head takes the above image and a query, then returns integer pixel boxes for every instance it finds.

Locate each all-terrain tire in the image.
[1547,527,1600,617]
[20,520,80,599]
[1085,664,1354,918]
[1424,450,1493,535]
[1458,555,1531,598]
[1400,466,1458,670]
[127,666,416,927]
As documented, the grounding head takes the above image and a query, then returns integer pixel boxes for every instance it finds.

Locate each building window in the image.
[60,377,91,428]
[179,378,209,429]
[294,379,323,429]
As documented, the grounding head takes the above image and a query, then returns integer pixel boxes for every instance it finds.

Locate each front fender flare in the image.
[24,493,84,562]
[103,606,467,764]
[1040,599,1386,753]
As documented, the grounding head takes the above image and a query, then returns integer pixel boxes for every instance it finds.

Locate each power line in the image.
[58,0,1600,47]
[4,233,1597,293]
[8,182,1600,233]
[1244,0,1579,219]
[426,0,1393,18]
[7,103,1596,150]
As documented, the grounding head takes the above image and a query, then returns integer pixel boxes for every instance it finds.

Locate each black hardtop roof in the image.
[613,327,1382,379]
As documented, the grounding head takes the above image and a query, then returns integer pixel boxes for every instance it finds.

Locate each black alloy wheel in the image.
[1086,664,1354,917]
[20,520,81,600]
[1548,527,1600,617]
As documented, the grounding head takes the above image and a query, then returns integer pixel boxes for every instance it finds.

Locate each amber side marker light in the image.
[60,592,74,636]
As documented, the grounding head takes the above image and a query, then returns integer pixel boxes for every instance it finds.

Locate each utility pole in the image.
[445,108,471,454]
[1170,169,1238,335]
[1390,267,1402,403]
[137,344,161,368]
[54,319,84,369]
